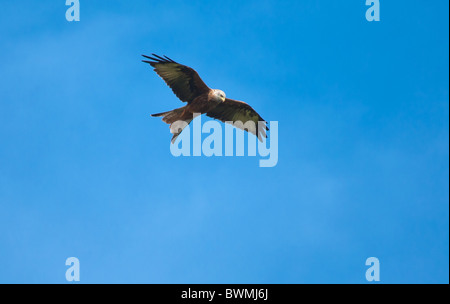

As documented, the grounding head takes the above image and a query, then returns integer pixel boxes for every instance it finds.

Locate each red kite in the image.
[142,54,268,143]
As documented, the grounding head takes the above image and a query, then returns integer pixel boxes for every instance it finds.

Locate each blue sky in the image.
[0,1,448,283]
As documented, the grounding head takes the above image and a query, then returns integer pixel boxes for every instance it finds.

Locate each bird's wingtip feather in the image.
[142,53,177,64]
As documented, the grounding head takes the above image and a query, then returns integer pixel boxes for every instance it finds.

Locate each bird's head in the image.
[213,89,226,102]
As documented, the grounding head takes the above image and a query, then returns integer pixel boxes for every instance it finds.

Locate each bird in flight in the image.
[142,54,268,143]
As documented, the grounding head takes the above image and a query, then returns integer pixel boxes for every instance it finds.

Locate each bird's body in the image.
[185,90,224,114]
[142,54,267,143]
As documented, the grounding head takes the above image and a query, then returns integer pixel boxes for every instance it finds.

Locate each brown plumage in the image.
[142,54,268,143]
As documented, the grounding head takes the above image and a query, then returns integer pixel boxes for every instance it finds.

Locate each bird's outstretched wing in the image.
[206,98,268,142]
[142,54,210,103]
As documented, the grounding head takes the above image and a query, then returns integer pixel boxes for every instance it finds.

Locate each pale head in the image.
[212,89,226,102]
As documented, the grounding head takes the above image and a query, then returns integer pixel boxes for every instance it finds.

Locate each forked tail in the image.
[151,106,193,143]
